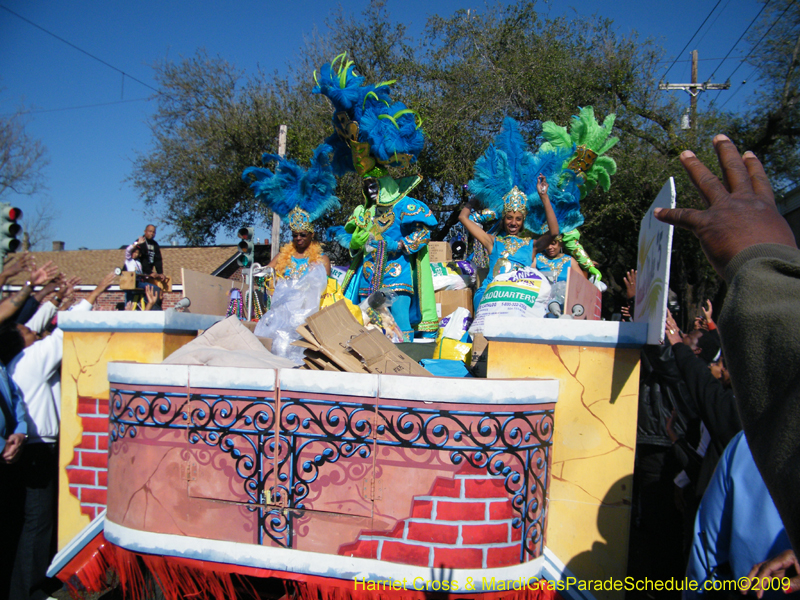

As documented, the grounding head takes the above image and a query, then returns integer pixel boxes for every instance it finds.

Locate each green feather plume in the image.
[541,106,619,199]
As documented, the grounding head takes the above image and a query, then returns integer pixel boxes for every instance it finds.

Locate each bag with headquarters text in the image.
[469,267,551,335]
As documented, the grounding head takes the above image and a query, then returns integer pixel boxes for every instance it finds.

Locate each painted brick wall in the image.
[66,396,110,519]
[58,290,184,310]
[339,465,524,569]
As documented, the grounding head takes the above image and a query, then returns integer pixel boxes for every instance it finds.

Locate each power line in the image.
[709,0,795,109]
[719,65,760,109]
[656,56,745,64]
[695,0,733,48]
[661,0,724,79]
[1,97,152,118]
[706,0,770,82]
[0,4,159,95]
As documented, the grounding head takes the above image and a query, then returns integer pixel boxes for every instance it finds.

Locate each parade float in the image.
[45,174,671,600]
[46,54,675,600]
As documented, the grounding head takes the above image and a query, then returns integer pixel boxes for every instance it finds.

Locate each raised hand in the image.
[693,316,708,331]
[86,271,117,307]
[2,252,34,278]
[654,135,796,279]
[30,261,59,286]
[623,269,637,300]
[664,310,682,346]
[97,271,115,293]
[55,275,80,304]
[701,299,715,326]
[144,285,160,310]
[536,173,549,197]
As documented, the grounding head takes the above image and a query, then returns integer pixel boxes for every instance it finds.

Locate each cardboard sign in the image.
[295,300,431,376]
[634,178,675,345]
[564,267,601,320]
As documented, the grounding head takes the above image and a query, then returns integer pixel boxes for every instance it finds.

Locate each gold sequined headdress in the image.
[502,186,528,215]
[287,207,314,233]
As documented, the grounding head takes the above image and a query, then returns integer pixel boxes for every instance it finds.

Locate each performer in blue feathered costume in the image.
[242,143,340,279]
[458,117,581,306]
[317,53,438,341]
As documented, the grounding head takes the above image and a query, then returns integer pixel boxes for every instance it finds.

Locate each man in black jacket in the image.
[138,224,164,281]
[136,224,164,310]
[628,341,697,597]
[664,314,741,499]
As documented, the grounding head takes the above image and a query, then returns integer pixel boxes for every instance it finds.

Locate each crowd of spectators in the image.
[0,224,165,599]
[626,135,800,596]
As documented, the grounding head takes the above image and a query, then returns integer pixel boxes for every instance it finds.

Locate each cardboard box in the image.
[348,329,432,377]
[428,242,452,263]
[294,300,431,376]
[302,301,371,373]
[181,268,237,315]
[118,271,137,290]
[564,268,602,320]
[435,288,474,318]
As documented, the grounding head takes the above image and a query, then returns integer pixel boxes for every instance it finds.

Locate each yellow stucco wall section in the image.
[487,341,640,600]
[58,330,194,549]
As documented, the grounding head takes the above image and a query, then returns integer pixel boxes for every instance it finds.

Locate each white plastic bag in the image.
[254,263,328,365]
[430,261,477,291]
[440,307,472,341]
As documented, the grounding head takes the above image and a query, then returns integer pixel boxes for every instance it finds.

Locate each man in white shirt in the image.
[4,272,114,600]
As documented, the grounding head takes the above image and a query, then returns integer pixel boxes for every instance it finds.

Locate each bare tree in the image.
[0,109,49,199]
[22,198,60,251]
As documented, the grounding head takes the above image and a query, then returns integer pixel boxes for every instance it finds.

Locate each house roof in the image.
[2,246,243,286]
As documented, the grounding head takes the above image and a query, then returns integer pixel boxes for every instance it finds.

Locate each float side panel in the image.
[59,330,195,549]
[487,342,639,600]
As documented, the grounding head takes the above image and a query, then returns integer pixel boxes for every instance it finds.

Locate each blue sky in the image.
[0,0,765,251]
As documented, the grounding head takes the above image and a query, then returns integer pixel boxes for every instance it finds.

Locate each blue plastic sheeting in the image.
[419,359,471,378]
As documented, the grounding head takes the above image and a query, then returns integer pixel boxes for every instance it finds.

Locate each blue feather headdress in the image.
[468,117,584,235]
[313,52,424,177]
[242,143,341,232]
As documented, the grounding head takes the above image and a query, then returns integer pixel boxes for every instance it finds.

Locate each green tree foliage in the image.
[130,50,299,245]
[130,0,796,318]
[727,0,799,196]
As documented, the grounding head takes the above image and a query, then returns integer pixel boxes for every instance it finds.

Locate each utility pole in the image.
[690,50,698,131]
[271,124,287,261]
[658,50,730,129]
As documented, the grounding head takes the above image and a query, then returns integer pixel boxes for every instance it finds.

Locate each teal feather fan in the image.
[468,117,583,235]
[242,143,340,223]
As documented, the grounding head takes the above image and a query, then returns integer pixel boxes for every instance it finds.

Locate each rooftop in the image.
[2,246,246,286]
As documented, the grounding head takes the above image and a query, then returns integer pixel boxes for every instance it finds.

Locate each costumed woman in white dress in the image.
[243,143,338,279]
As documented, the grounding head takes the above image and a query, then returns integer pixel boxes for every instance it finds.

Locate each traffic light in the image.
[237,226,255,267]
[0,203,23,253]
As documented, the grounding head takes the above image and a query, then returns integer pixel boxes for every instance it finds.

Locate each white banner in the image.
[634,178,675,345]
